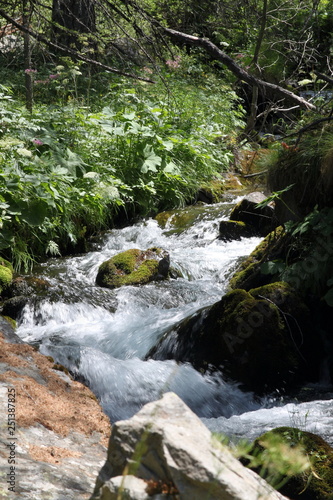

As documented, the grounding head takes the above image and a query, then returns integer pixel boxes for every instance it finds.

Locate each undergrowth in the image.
[0,64,245,271]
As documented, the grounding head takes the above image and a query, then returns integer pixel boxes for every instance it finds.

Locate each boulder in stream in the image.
[96,247,170,289]
[91,392,288,500]
[0,331,111,499]
[218,220,254,241]
[148,282,320,394]
[228,191,278,237]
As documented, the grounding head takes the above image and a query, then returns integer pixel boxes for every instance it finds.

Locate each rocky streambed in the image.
[1,193,333,499]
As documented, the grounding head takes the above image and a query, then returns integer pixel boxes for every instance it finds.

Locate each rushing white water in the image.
[16,200,333,445]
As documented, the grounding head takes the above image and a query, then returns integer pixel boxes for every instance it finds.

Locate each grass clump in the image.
[242,427,333,499]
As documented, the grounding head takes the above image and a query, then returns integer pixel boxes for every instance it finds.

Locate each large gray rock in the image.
[91,392,288,500]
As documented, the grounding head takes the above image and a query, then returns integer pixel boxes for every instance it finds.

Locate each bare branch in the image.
[161,27,316,111]
[0,7,155,83]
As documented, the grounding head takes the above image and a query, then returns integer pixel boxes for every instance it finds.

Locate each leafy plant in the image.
[0,65,243,269]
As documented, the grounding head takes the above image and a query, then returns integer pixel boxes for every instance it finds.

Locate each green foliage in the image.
[244,427,333,500]
[0,65,243,269]
[258,207,333,306]
[214,428,310,492]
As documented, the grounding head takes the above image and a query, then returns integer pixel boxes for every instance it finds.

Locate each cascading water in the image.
[16,199,333,445]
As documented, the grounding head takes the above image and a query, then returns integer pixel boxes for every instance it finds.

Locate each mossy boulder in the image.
[229,191,278,236]
[155,209,199,231]
[218,220,254,241]
[228,226,287,290]
[195,179,226,203]
[245,427,333,500]
[148,281,315,394]
[0,258,13,295]
[96,247,170,289]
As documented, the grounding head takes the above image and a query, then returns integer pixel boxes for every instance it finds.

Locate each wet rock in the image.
[218,220,254,241]
[0,315,21,343]
[3,276,51,299]
[148,282,318,394]
[229,191,277,236]
[195,179,225,203]
[0,332,110,499]
[1,276,52,321]
[245,427,333,500]
[155,208,201,231]
[91,392,288,500]
[96,248,170,289]
[1,295,29,320]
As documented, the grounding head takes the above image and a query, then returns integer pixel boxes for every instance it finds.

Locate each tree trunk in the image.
[23,0,33,112]
[245,0,267,134]
[52,0,96,50]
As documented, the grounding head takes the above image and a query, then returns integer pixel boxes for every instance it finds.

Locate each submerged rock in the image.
[96,247,170,289]
[148,282,319,394]
[245,427,333,500]
[91,392,288,500]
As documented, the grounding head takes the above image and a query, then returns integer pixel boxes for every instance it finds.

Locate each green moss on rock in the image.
[155,209,200,231]
[0,261,13,295]
[96,248,170,289]
[228,226,286,290]
[246,427,333,500]
[2,316,17,330]
[0,258,14,273]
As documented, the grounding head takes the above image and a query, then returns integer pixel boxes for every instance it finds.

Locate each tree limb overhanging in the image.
[162,27,316,111]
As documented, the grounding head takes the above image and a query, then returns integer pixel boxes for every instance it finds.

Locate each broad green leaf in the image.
[123,112,136,120]
[260,260,286,275]
[163,162,179,174]
[141,145,162,173]
[158,138,174,151]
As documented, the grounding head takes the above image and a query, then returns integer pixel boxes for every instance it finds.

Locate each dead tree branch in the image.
[162,27,316,111]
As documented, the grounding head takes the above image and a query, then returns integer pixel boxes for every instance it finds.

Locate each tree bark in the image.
[52,0,96,50]
[245,0,267,133]
[22,0,33,112]
[162,27,316,111]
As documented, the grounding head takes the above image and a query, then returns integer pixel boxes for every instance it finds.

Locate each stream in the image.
[16,198,333,446]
